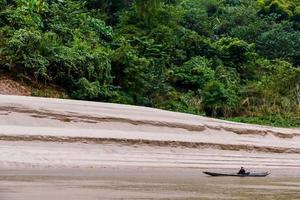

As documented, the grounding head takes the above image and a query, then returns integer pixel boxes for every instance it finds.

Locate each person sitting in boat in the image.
[238,167,246,175]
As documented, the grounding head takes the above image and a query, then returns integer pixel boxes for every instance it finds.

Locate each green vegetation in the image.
[0,0,299,127]
[226,115,300,128]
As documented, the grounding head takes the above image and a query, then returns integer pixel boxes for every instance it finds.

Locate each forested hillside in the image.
[0,0,299,127]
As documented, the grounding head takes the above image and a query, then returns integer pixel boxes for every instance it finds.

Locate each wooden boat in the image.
[203,171,270,177]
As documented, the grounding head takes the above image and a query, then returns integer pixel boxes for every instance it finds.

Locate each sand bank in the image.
[0,95,299,170]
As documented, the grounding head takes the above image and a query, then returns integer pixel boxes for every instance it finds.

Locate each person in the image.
[238,167,246,175]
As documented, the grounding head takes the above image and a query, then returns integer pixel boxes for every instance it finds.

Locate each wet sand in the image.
[1,168,300,200]
[1,140,300,199]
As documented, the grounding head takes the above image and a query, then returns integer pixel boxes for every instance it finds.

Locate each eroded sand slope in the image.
[0,95,300,170]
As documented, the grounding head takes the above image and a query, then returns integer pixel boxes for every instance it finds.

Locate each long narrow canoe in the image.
[203,171,270,177]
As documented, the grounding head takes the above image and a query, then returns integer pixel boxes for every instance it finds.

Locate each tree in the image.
[170,56,215,90]
[257,0,300,22]
[256,22,300,65]
[202,80,238,117]
[135,0,161,25]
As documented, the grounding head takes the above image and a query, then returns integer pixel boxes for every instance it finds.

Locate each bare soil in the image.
[0,75,68,98]
[0,76,31,96]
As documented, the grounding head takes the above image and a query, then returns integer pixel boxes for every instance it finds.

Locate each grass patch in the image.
[31,87,68,99]
[225,115,300,128]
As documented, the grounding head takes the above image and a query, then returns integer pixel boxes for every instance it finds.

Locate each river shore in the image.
[0,95,300,199]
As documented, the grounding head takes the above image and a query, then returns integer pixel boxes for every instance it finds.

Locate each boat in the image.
[203,171,270,177]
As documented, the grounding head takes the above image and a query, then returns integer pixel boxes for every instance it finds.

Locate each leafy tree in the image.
[256,22,300,65]
[202,80,235,117]
[214,37,254,65]
[4,29,48,80]
[170,56,215,90]
[257,0,300,21]
[111,43,159,105]
[135,0,161,25]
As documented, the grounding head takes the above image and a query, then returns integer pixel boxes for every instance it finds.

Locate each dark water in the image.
[0,168,300,200]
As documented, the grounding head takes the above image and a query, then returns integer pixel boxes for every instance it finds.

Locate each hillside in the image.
[0,0,299,127]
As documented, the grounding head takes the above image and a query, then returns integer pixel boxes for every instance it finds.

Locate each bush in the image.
[214,37,254,65]
[72,78,111,101]
[256,22,300,65]
[202,80,238,117]
[170,56,215,90]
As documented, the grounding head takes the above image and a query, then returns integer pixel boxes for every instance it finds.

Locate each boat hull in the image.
[203,171,270,177]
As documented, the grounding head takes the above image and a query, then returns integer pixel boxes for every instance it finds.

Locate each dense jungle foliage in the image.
[0,0,300,127]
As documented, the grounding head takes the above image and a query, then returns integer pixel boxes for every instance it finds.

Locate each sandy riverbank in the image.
[0,94,300,171]
[1,140,300,171]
